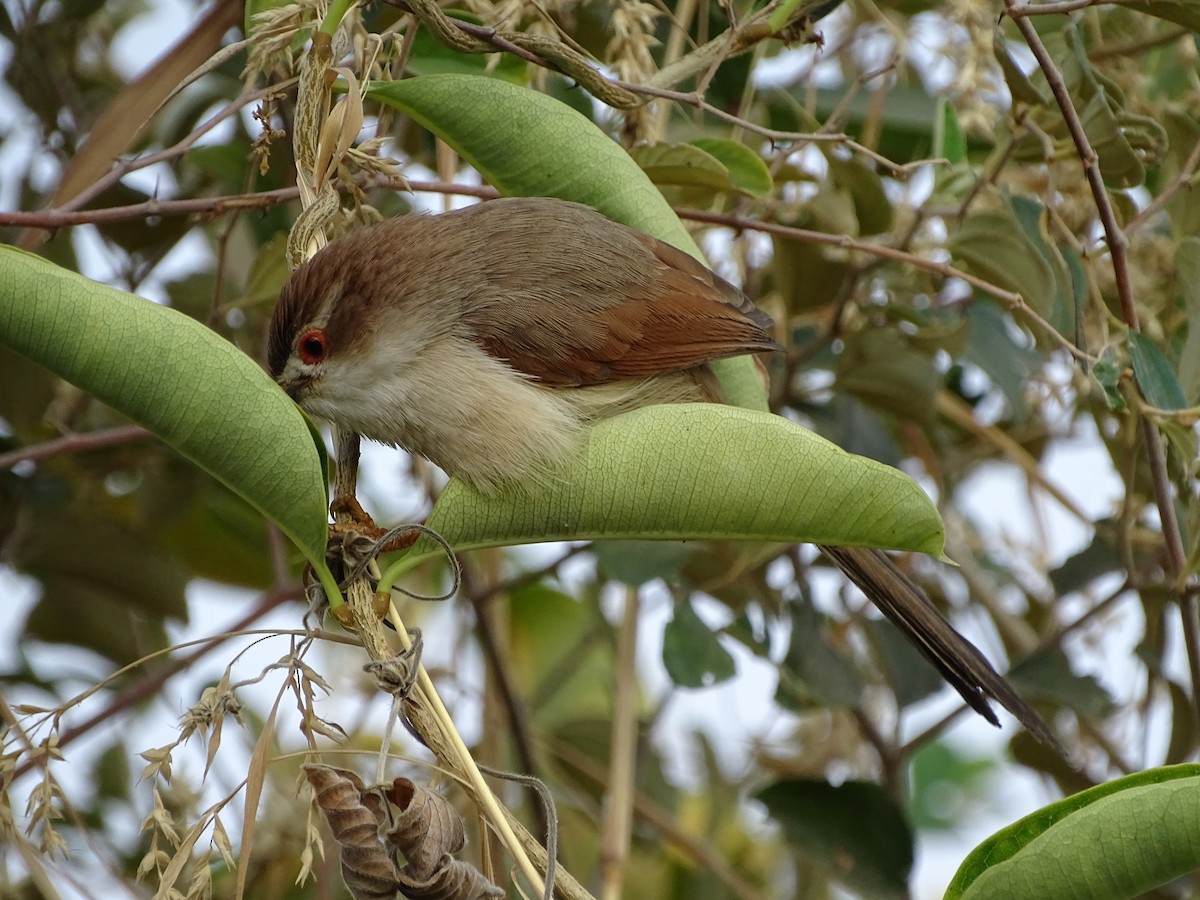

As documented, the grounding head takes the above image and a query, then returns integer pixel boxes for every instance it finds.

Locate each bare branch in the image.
[0,425,150,470]
[678,207,1093,363]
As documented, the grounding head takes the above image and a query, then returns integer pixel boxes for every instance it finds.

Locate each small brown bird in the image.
[269,196,1057,748]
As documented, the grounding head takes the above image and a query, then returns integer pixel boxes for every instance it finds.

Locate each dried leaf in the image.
[237,703,279,898]
[394,856,506,900]
[315,68,365,189]
[380,778,467,881]
[304,764,400,900]
[304,765,503,900]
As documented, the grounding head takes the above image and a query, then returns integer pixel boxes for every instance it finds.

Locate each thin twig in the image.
[1124,135,1200,234]
[598,586,640,900]
[465,567,549,839]
[0,425,150,470]
[12,587,300,781]
[1006,0,1142,15]
[1007,0,1200,728]
[935,391,1091,525]
[1006,8,1137,327]
[679,207,1093,363]
[55,80,298,217]
[0,179,499,228]
[1091,24,1191,61]
[1036,579,1132,653]
[551,740,762,900]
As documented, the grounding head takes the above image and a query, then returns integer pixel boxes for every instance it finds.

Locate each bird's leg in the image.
[329,429,419,553]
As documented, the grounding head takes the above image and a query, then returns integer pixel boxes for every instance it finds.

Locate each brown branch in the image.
[1006,0,1144,15]
[1006,0,1200,727]
[0,179,499,229]
[616,79,928,174]
[48,80,297,221]
[678,207,1092,362]
[1091,25,1191,61]
[0,425,151,470]
[1124,135,1200,235]
[1005,10,1136,327]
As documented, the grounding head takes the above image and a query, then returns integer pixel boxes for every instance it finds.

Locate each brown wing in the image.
[470,226,782,387]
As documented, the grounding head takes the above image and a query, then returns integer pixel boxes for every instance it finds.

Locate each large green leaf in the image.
[394,404,945,566]
[948,765,1200,900]
[0,247,332,575]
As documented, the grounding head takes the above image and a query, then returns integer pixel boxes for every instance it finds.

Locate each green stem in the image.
[320,0,355,35]
[314,559,345,608]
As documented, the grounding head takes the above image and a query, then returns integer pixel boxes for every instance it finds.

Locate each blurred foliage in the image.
[2,0,1200,897]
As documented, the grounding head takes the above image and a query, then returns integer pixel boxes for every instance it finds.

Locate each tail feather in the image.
[819,545,1063,753]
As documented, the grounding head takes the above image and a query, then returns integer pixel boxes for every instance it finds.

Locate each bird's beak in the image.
[279,375,313,402]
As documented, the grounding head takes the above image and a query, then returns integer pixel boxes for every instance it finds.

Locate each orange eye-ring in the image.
[297,330,328,365]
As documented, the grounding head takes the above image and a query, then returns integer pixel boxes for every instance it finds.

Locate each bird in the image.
[268,196,1059,749]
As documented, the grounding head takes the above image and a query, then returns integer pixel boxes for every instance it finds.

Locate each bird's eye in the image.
[297,330,328,365]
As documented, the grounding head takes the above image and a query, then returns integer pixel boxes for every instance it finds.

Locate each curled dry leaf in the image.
[303,763,503,900]
[303,764,403,900]
[380,776,466,880]
[393,855,506,900]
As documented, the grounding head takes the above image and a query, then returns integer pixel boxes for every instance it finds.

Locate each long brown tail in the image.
[819,545,1062,752]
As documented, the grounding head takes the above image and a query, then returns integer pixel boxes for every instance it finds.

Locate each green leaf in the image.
[662,598,736,688]
[0,247,332,573]
[367,75,699,257]
[688,137,774,198]
[826,154,894,236]
[835,328,941,426]
[1092,344,1126,411]
[1078,90,1145,189]
[864,618,945,708]
[509,582,614,726]
[908,742,995,831]
[1174,237,1200,403]
[993,31,1050,107]
[758,779,914,899]
[1130,331,1188,410]
[1008,194,1075,337]
[1008,652,1115,722]
[951,210,1058,318]
[772,234,852,313]
[0,346,55,440]
[395,404,946,565]
[776,601,864,709]
[19,505,189,664]
[627,142,736,192]
[934,97,966,164]
[1131,0,1200,30]
[948,766,1200,900]
[1058,24,1164,189]
[366,74,767,411]
[594,540,692,586]
[1048,528,1118,596]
